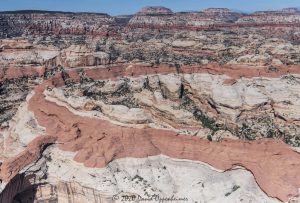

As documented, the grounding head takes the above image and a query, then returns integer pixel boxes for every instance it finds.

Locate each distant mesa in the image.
[282,7,299,13]
[0,10,110,16]
[137,6,173,15]
[254,7,300,15]
[203,8,231,13]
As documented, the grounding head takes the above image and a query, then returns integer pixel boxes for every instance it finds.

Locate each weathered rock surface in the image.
[0,66,299,202]
[0,6,300,203]
[5,146,280,203]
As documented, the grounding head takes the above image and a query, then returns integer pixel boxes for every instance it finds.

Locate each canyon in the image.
[0,6,300,203]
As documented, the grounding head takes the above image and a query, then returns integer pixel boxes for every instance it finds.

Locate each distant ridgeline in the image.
[0,7,299,38]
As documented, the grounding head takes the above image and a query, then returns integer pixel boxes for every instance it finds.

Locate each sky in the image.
[0,0,299,15]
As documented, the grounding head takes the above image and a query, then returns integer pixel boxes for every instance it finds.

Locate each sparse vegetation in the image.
[207,135,213,141]
[132,175,144,182]
[180,91,220,133]
[44,155,52,162]
[225,185,240,196]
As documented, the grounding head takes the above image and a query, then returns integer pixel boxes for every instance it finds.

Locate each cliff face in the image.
[237,9,300,25]
[0,11,118,38]
[0,6,300,203]
[1,7,300,38]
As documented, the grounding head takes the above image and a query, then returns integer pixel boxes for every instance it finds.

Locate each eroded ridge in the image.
[0,65,300,202]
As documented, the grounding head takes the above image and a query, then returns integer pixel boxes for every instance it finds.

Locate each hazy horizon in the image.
[1,0,299,16]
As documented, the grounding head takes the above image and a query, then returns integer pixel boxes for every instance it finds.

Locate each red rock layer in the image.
[127,22,300,31]
[1,65,300,202]
[0,66,45,82]
[1,63,300,83]
[67,63,300,84]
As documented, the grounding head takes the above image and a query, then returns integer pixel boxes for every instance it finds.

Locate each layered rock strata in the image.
[0,64,299,202]
[1,6,300,203]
